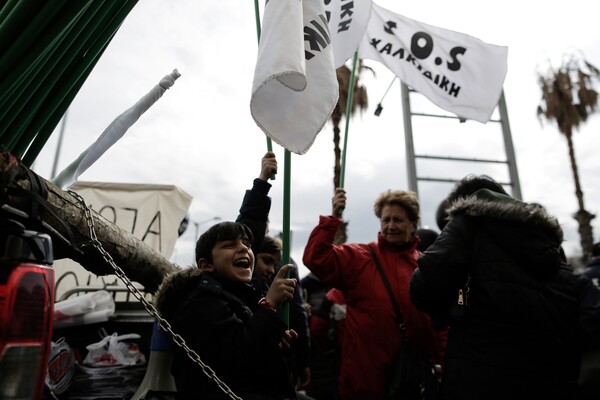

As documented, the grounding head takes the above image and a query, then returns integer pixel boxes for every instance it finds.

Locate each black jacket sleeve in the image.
[236,178,271,254]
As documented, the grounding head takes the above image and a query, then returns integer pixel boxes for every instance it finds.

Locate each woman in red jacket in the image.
[303,188,444,400]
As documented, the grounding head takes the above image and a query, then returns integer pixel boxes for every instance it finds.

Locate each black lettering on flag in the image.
[448,82,461,97]
[368,36,462,100]
[447,46,466,72]
[439,75,450,91]
[340,1,353,19]
[392,47,405,59]
[337,1,353,32]
[338,18,351,32]
[380,43,393,55]
[305,14,331,60]
[384,20,396,35]
[370,38,382,49]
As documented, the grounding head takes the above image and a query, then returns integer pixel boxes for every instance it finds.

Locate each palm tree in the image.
[331,60,371,190]
[330,60,371,245]
[537,52,599,263]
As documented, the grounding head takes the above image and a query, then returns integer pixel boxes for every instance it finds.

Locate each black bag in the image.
[388,340,438,400]
[369,247,439,400]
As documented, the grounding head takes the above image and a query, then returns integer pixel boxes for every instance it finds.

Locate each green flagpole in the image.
[339,51,358,189]
[281,149,292,326]
[254,0,289,326]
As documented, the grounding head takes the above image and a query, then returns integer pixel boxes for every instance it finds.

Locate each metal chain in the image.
[68,190,242,400]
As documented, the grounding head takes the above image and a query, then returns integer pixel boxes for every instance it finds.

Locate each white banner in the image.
[71,181,192,256]
[53,182,192,300]
[251,0,339,155]
[323,0,372,68]
[358,3,508,123]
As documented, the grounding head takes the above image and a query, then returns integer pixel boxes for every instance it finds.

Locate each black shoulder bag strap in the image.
[369,246,406,334]
[370,247,440,400]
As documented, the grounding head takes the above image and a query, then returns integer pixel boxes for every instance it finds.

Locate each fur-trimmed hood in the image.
[446,189,564,279]
[447,189,563,243]
[154,268,260,322]
[154,267,206,321]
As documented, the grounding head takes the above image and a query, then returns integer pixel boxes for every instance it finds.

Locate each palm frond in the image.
[536,52,599,136]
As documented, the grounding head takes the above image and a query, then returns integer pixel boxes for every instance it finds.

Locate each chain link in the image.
[69,190,242,400]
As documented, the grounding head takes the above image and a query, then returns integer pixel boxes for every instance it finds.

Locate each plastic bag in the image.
[54,290,115,328]
[83,332,146,366]
[46,337,76,394]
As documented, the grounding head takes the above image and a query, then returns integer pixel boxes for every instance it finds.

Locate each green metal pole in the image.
[339,51,359,189]
[281,149,292,326]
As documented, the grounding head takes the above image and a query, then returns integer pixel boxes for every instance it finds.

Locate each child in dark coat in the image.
[155,221,298,400]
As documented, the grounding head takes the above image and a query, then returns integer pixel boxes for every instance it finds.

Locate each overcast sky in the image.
[33,0,600,278]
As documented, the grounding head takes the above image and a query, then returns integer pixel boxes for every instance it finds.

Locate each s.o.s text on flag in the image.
[358,3,508,123]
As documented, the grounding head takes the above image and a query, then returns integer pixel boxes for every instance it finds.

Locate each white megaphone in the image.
[131,320,177,400]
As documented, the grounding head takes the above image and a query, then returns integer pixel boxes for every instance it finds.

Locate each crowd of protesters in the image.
[154,158,600,400]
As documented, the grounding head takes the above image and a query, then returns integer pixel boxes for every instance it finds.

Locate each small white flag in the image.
[323,0,372,68]
[53,69,181,189]
[251,0,339,155]
[358,3,508,123]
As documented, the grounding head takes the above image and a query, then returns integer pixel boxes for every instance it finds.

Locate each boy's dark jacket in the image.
[154,269,296,400]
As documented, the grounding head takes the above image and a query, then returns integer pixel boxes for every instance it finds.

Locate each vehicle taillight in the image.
[0,229,54,400]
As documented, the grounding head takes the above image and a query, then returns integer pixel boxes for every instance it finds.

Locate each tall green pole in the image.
[281,149,292,326]
[253,0,289,325]
[339,51,359,189]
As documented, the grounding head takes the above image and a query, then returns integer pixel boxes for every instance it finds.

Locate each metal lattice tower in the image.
[400,82,522,201]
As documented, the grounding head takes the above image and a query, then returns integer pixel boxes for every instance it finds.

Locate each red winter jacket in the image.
[303,215,443,400]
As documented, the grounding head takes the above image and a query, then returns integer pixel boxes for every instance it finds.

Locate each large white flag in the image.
[251,0,339,155]
[323,0,372,68]
[358,3,508,123]
[53,69,181,189]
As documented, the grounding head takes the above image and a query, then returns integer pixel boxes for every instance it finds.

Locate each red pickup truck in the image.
[0,218,176,400]
[0,221,54,399]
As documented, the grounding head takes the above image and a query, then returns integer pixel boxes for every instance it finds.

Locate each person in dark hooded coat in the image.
[409,175,581,400]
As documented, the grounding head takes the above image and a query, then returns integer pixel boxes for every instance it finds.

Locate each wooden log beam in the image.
[1,152,178,293]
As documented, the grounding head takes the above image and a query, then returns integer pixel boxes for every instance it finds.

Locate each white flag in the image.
[323,0,372,68]
[53,69,181,189]
[358,3,508,123]
[251,0,339,155]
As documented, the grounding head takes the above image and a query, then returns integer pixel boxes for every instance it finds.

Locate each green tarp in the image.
[0,0,138,166]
